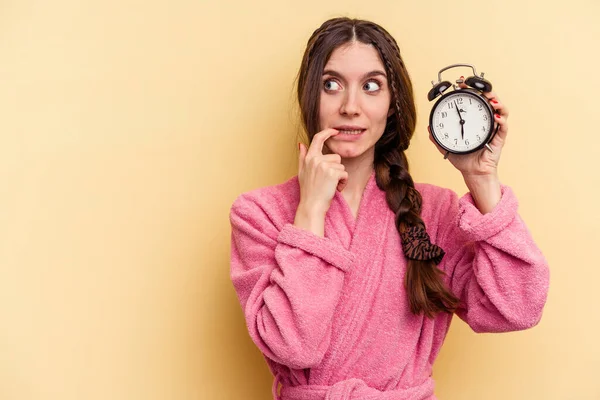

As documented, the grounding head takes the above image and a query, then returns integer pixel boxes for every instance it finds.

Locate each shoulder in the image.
[230,175,301,229]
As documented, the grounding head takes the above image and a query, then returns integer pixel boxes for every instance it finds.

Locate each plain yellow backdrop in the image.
[0,0,598,399]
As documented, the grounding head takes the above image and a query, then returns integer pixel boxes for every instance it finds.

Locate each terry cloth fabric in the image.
[229,171,550,400]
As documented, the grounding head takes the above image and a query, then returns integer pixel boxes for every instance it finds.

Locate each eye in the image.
[364,80,381,92]
[324,79,341,91]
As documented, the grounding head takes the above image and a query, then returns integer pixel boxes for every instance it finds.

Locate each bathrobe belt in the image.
[278,377,435,400]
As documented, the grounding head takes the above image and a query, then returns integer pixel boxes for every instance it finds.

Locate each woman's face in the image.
[319,41,392,160]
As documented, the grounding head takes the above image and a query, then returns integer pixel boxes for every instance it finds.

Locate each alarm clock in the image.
[427,64,499,156]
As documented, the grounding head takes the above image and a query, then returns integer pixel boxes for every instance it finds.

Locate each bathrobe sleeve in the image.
[436,185,550,333]
[229,193,355,369]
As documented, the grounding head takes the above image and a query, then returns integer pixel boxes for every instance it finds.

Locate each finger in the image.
[311,161,345,177]
[322,162,345,171]
[489,98,509,118]
[298,143,307,174]
[308,128,339,157]
[493,113,509,141]
[319,153,342,164]
[482,91,500,103]
[305,156,345,172]
[336,170,349,192]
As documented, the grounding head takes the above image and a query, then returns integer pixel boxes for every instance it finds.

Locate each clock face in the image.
[429,90,494,154]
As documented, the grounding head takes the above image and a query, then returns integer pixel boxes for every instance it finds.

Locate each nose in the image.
[339,88,361,116]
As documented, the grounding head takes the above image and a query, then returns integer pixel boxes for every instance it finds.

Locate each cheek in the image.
[365,101,392,123]
[319,96,339,115]
[319,100,340,127]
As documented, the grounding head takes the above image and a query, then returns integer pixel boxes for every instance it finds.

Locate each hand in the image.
[429,79,509,180]
[297,128,348,218]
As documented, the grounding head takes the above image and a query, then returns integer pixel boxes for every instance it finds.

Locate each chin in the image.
[334,146,363,159]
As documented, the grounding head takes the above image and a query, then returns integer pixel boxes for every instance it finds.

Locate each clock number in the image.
[482,126,486,132]
[438,122,444,129]
[476,135,481,142]
[469,98,472,105]
[465,140,469,146]
[454,139,458,145]
[444,133,449,139]
[448,102,455,109]
[477,104,483,111]
[483,114,488,121]
[441,112,447,118]
[456,98,463,105]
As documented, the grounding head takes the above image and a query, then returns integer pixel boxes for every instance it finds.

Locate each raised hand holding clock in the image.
[426,64,510,213]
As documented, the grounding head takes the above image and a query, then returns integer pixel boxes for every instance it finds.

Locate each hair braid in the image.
[368,25,460,317]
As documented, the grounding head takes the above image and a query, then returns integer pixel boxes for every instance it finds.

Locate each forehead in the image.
[324,41,385,76]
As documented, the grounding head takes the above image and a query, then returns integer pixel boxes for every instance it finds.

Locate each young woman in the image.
[229,17,549,400]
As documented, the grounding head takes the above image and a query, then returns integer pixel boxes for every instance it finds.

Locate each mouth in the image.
[334,126,366,135]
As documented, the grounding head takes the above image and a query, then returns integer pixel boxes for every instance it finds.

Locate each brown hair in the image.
[296,17,460,318]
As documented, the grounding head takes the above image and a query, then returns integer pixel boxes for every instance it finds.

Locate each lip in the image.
[332,126,366,141]
[334,125,366,130]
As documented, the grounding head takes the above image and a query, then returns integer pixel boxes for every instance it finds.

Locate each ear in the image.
[387,107,394,117]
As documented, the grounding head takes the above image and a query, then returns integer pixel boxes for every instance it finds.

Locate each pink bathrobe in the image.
[229,171,549,400]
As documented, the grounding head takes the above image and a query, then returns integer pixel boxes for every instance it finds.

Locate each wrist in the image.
[462,172,500,188]
[297,200,328,217]
[462,173,501,214]
[294,202,327,237]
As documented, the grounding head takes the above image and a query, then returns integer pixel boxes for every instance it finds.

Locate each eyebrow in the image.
[322,69,388,81]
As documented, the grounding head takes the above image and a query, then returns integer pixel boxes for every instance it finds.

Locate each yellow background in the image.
[1,0,598,399]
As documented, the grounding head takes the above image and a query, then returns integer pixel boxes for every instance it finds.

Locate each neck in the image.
[340,149,374,200]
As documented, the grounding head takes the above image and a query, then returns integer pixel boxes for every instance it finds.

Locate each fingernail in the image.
[495,113,501,119]
[460,76,464,79]
[298,142,301,151]
[491,99,498,104]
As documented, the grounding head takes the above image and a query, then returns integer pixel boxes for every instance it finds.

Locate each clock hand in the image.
[454,101,465,140]
[454,101,461,118]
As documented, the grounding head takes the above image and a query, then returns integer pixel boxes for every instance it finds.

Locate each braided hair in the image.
[296,17,460,318]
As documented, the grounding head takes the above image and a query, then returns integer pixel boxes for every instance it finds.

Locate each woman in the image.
[229,17,549,400]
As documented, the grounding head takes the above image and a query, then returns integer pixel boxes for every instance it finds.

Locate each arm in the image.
[229,194,354,368]
[438,185,550,333]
